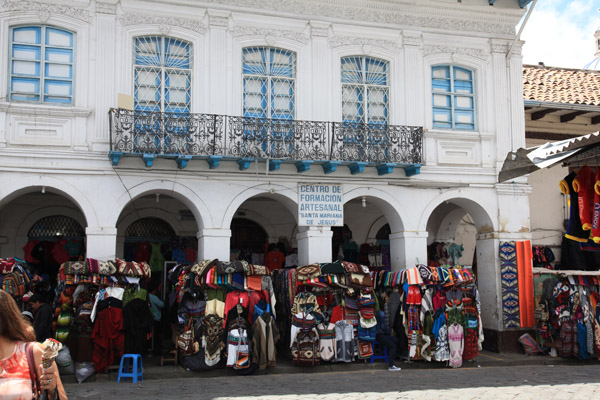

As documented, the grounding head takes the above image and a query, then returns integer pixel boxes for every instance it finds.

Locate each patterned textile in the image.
[463,328,479,360]
[499,241,520,328]
[559,319,578,358]
[115,258,151,278]
[249,264,269,276]
[216,261,248,275]
[435,323,450,362]
[202,314,225,367]
[317,322,336,361]
[448,323,464,368]
[296,264,321,281]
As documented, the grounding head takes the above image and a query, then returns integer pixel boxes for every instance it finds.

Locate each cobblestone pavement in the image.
[64,364,600,400]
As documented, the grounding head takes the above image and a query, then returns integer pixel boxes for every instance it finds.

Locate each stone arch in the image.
[109,179,210,230]
[0,177,96,227]
[343,187,407,233]
[117,208,182,237]
[221,183,298,229]
[418,191,496,234]
[230,210,278,242]
[366,216,389,241]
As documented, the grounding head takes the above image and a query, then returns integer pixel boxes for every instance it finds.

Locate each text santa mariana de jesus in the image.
[298,184,343,226]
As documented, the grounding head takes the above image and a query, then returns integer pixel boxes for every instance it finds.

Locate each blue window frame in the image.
[432,65,475,131]
[341,56,389,125]
[133,36,192,113]
[242,47,296,120]
[10,26,74,104]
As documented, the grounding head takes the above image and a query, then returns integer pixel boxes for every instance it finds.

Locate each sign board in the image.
[298,183,343,226]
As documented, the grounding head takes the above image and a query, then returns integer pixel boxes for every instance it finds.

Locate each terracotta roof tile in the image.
[523,64,600,106]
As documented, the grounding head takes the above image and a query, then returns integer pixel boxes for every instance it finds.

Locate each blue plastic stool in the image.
[369,340,389,364]
[117,354,143,383]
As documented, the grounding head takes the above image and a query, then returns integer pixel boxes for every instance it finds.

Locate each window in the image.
[10,26,74,104]
[242,47,296,120]
[341,56,389,124]
[432,65,475,130]
[134,36,191,113]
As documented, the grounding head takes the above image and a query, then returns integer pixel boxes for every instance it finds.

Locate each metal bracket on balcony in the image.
[108,151,123,166]
[207,155,223,169]
[322,161,341,174]
[237,157,254,171]
[176,155,192,169]
[295,161,313,173]
[404,165,421,177]
[142,154,155,168]
[269,160,282,171]
[349,162,368,175]
[376,163,397,176]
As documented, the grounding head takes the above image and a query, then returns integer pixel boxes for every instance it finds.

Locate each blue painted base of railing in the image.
[238,157,253,171]
[207,155,223,169]
[322,161,341,174]
[269,160,282,171]
[376,163,396,176]
[349,162,368,175]
[295,161,313,173]
[107,152,421,177]
[176,155,192,169]
[404,165,421,177]
[142,154,155,168]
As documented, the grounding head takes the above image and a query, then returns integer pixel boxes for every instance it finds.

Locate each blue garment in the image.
[375,310,390,335]
[149,293,165,321]
[432,312,447,340]
[577,320,590,359]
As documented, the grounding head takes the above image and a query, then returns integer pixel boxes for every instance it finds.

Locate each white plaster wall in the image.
[0,0,530,333]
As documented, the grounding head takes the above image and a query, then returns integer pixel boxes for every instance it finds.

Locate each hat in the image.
[22,311,33,321]
[359,316,377,328]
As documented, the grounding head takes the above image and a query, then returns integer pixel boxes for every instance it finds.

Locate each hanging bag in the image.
[233,328,249,370]
[25,342,41,400]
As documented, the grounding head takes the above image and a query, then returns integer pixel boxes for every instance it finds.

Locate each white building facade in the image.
[0,0,531,349]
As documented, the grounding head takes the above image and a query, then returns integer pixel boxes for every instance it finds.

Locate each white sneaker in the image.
[388,365,401,371]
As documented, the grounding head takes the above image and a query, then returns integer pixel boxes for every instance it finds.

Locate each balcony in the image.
[108,108,423,176]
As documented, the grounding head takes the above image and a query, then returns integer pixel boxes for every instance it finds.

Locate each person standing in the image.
[375,292,402,371]
[29,294,53,343]
[0,289,67,399]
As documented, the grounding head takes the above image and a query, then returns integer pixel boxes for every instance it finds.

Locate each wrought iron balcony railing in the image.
[109,108,423,172]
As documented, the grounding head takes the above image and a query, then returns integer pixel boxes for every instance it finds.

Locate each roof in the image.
[499,131,600,182]
[523,64,600,106]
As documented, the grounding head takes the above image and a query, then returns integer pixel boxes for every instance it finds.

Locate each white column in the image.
[389,231,428,271]
[490,39,511,169]
[402,31,423,127]
[91,3,117,150]
[198,228,231,261]
[309,21,331,121]
[475,235,502,331]
[208,11,230,115]
[86,227,117,260]
[297,226,333,266]
[508,42,526,150]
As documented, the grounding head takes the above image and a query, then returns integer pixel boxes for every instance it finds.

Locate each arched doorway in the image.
[228,194,296,268]
[230,218,268,259]
[0,189,88,280]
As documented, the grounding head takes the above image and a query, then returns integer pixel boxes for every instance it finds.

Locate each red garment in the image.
[330,305,343,324]
[223,291,250,327]
[91,307,124,373]
[135,242,150,262]
[264,250,285,272]
[463,328,479,360]
[52,239,70,265]
[593,168,600,243]
[23,240,40,264]
[184,247,197,263]
[574,166,596,231]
